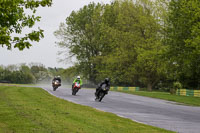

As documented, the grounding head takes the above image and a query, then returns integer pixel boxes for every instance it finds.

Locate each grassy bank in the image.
[114,90,200,106]
[0,86,172,133]
[0,83,36,86]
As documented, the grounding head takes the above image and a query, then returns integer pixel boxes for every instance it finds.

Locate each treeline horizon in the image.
[0,63,66,84]
[0,63,96,87]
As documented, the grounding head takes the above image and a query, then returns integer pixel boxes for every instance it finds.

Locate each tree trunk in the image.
[147,83,152,91]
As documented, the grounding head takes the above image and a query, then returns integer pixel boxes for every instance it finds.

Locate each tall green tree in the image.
[54,3,106,83]
[96,0,166,90]
[166,0,200,89]
[55,0,167,90]
[0,0,52,50]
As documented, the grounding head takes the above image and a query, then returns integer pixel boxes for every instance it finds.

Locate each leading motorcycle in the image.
[52,80,61,91]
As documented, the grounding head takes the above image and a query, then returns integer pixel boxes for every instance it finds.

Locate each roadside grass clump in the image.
[0,86,173,133]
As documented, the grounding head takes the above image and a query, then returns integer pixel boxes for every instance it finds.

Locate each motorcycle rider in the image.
[95,78,110,98]
[72,76,83,89]
[52,76,61,85]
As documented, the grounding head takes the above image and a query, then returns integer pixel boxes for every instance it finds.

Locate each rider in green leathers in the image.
[72,76,83,89]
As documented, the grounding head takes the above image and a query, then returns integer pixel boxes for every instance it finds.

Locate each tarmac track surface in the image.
[41,85,200,133]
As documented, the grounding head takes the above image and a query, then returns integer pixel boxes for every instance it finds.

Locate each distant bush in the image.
[170,81,182,94]
[173,82,182,89]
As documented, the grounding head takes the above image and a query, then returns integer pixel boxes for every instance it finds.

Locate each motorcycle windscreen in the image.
[75,82,80,88]
[54,80,60,84]
[101,84,107,91]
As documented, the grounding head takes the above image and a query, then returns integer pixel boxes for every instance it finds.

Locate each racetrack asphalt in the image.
[41,85,200,133]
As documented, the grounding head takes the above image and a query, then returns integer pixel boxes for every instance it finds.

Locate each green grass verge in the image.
[84,87,200,106]
[0,83,36,86]
[114,90,200,106]
[0,86,173,133]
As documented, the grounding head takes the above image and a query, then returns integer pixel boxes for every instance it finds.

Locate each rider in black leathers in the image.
[52,76,61,85]
[95,78,110,98]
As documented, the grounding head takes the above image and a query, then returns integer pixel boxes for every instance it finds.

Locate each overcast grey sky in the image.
[0,0,111,68]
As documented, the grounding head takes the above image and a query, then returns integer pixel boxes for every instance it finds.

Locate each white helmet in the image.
[77,76,80,79]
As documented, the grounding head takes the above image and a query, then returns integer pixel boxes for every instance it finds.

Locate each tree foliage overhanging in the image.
[0,0,52,50]
[55,0,200,90]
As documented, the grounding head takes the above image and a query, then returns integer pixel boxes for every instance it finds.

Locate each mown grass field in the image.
[114,90,200,106]
[0,86,173,133]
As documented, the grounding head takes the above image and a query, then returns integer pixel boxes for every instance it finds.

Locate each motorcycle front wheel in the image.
[72,88,77,95]
[99,91,105,102]
[53,86,58,91]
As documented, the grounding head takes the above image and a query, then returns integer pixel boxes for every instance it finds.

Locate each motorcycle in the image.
[52,80,61,91]
[95,84,109,102]
[72,82,81,95]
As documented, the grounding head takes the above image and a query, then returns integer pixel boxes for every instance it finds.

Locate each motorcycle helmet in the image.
[77,76,80,80]
[105,78,109,83]
[57,76,60,78]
